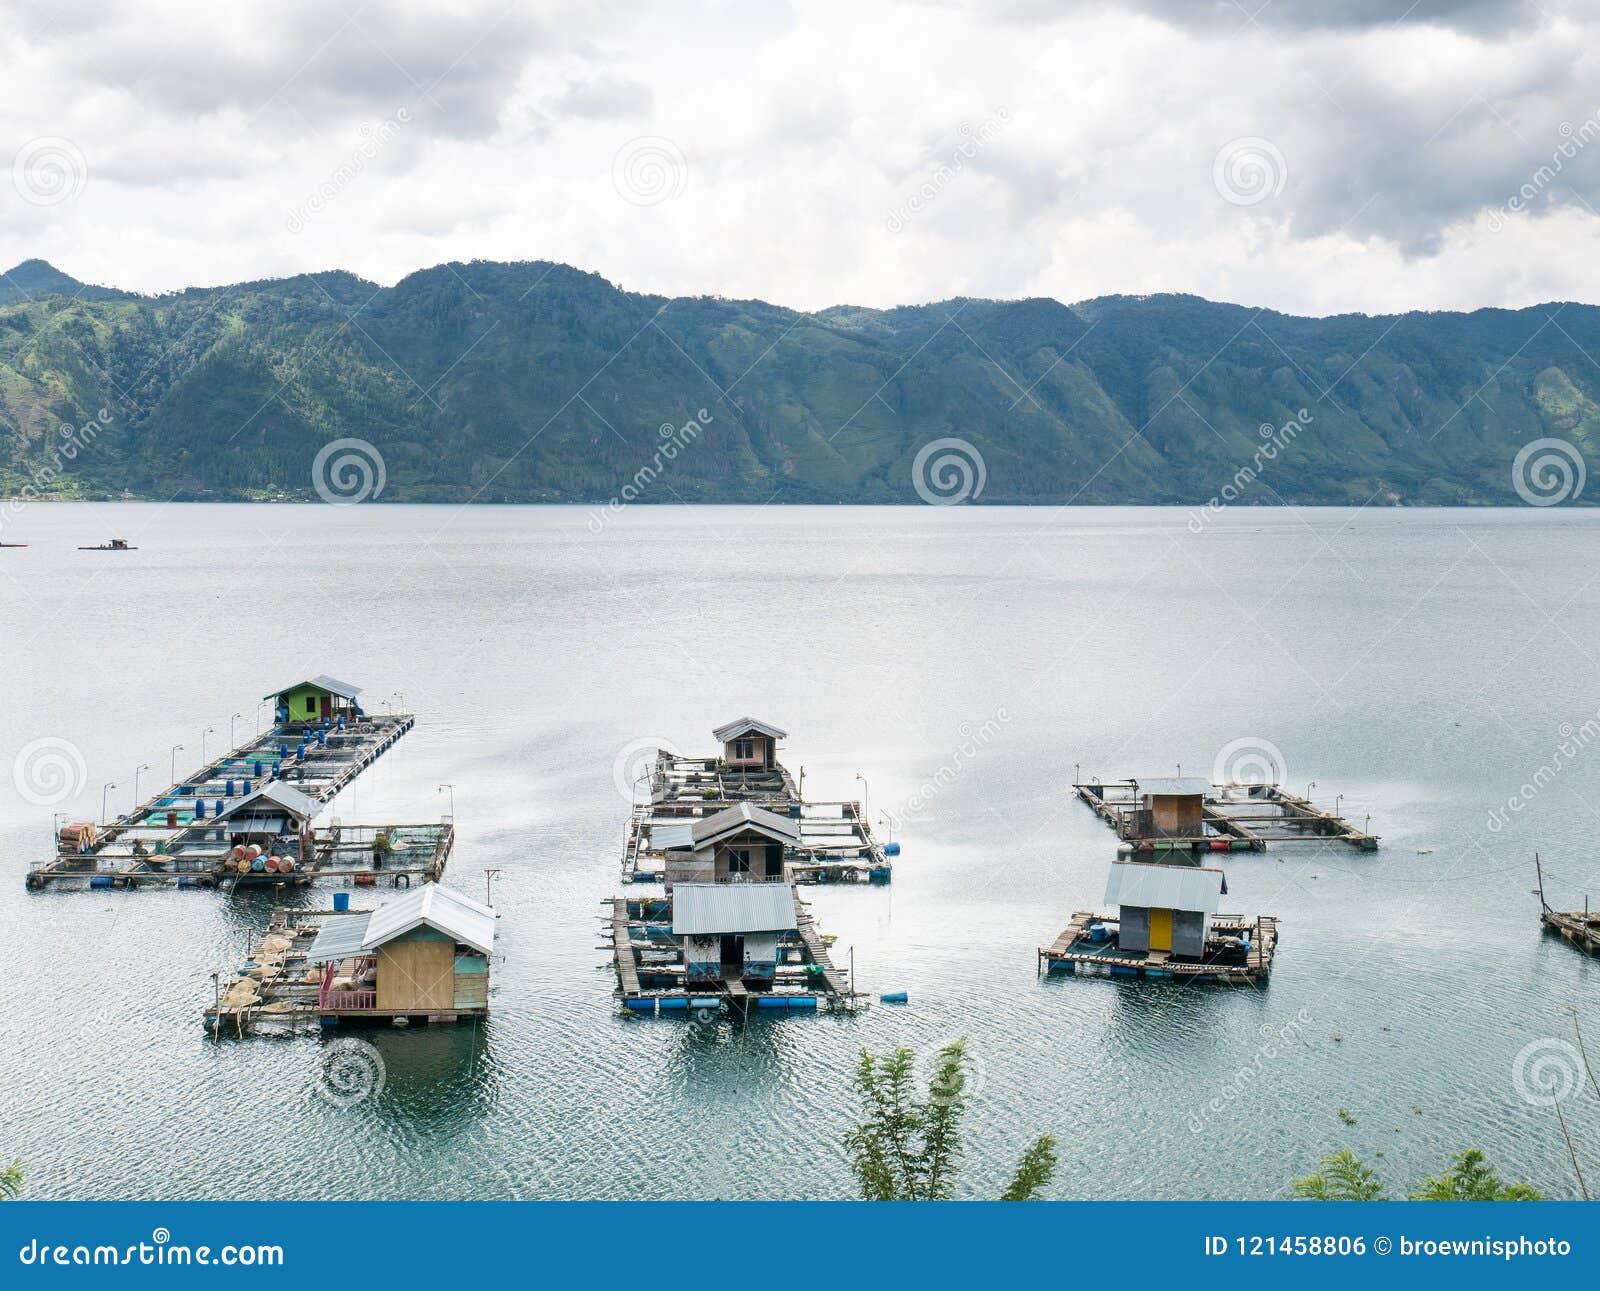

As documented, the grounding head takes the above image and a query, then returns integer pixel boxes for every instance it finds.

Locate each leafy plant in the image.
[1293,1149,1385,1200]
[845,1038,1057,1200]
[1408,1149,1544,1200]
[0,1159,21,1201]
[1293,1148,1542,1201]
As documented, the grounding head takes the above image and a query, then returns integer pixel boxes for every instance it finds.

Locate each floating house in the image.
[265,675,365,727]
[674,882,797,990]
[606,761,862,1011]
[1074,773,1378,852]
[712,717,787,772]
[307,883,494,1018]
[621,720,892,885]
[1039,855,1278,984]
[203,883,496,1036]
[210,782,321,886]
[657,802,798,889]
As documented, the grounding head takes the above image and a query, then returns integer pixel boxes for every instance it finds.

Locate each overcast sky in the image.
[3,0,1598,316]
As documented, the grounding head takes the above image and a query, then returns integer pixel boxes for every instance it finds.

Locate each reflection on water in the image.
[3,503,1600,1200]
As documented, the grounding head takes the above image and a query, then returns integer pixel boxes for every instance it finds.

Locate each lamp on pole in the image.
[101,782,117,822]
[133,763,150,810]
[201,726,216,766]
[1305,780,1316,802]
[229,712,243,747]
[1334,793,1344,818]
[855,773,870,827]
[170,744,184,783]
[438,783,455,820]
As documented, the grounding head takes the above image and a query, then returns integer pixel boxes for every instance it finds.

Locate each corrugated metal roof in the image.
[1104,861,1222,915]
[711,717,788,742]
[651,822,695,851]
[213,783,321,822]
[671,883,798,935]
[689,801,800,846]
[1133,777,1211,797]
[361,882,497,955]
[263,675,363,701]
[305,913,374,963]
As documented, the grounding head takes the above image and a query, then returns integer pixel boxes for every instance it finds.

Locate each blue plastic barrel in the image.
[195,799,206,819]
[90,875,113,888]
[880,991,909,1003]
[214,799,224,816]
[333,891,350,912]
[225,779,234,797]
[251,857,266,872]
[883,841,901,856]
[252,760,261,777]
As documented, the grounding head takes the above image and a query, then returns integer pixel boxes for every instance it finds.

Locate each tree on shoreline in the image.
[845,1038,1058,1200]
[1,1160,21,1200]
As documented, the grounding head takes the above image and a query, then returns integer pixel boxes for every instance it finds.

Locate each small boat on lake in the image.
[79,538,136,550]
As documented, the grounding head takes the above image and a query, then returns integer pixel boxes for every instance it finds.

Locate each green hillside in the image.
[2,257,1596,506]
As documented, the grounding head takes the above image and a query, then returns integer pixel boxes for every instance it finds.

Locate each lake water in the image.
[3,502,1600,1201]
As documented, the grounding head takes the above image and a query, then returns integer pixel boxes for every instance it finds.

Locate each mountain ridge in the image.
[2,257,1596,507]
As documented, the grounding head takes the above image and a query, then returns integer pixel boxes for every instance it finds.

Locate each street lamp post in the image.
[855,773,870,829]
[438,783,455,820]
[1305,781,1316,802]
[201,726,216,766]
[133,763,150,810]
[1334,793,1344,818]
[171,744,184,784]
[256,700,270,734]
[101,782,117,822]
[229,712,243,748]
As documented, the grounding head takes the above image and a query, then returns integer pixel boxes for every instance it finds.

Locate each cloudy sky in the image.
[3,0,1598,316]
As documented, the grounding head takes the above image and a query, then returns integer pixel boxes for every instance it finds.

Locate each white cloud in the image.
[2,0,1599,315]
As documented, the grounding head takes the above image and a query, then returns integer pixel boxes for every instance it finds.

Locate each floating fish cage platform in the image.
[26,714,415,890]
[603,887,866,1017]
[624,797,892,885]
[1039,911,1279,985]
[1074,779,1378,852]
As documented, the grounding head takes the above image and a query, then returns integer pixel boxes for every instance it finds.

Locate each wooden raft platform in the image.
[27,715,417,890]
[1074,780,1379,852]
[1039,911,1279,985]
[1542,907,1600,955]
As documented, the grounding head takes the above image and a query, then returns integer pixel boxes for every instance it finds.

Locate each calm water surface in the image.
[3,502,1600,1200]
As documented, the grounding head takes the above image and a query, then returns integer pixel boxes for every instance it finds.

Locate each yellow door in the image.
[1149,907,1173,952]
